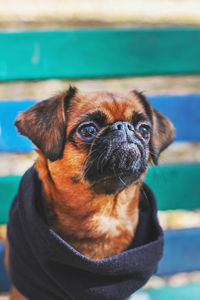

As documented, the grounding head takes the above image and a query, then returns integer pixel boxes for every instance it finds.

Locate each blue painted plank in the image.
[0,243,10,292]
[0,229,200,292]
[0,93,199,152]
[148,94,200,142]
[157,228,200,276]
[0,100,35,152]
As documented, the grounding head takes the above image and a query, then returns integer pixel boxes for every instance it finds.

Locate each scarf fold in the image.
[8,166,163,300]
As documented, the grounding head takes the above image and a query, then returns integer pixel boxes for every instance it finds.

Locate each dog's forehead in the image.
[68,91,147,127]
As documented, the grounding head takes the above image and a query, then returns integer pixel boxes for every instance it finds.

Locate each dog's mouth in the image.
[84,139,148,194]
[90,172,140,194]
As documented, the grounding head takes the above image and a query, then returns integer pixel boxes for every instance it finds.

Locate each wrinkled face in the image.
[67,91,153,194]
[15,87,175,195]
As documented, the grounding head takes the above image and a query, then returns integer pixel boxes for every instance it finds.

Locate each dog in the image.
[5,87,174,300]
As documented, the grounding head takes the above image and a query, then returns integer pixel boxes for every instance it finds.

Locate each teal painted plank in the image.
[134,283,200,300]
[0,176,21,224]
[146,163,200,211]
[0,163,199,224]
[1,27,200,80]
[157,228,200,275]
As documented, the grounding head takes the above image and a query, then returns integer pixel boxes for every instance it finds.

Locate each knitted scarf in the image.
[8,166,163,300]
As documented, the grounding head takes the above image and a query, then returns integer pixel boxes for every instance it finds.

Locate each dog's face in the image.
[15,87,174,195]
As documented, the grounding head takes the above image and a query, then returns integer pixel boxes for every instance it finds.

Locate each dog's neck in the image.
[35,153,141,260]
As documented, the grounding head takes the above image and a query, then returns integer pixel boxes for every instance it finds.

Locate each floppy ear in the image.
[15,86,77,161]
[150,109,175,164]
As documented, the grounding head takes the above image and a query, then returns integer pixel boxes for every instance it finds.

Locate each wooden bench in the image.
[0,28,200,298]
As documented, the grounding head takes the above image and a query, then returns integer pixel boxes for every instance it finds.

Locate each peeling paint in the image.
[31,43,40,65]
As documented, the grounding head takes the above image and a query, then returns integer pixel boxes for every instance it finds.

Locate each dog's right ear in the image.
[15,86,77,162]
[150,108,175,165]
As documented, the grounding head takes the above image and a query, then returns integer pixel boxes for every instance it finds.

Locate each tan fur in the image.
[33,91,148,260]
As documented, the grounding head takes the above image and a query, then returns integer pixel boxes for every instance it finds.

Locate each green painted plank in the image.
[1,27,200,80]
[134,282,200,300]
[0,163,199,224]
[145,163,200,211]
[0,176,21,224]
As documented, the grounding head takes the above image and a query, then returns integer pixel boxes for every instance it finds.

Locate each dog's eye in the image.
[138,124,151,139]
[77,122,98,140]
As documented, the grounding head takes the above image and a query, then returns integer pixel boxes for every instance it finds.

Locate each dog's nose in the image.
[112,121,134,133]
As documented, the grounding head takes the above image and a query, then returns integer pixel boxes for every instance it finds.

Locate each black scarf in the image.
[7,167,163,300]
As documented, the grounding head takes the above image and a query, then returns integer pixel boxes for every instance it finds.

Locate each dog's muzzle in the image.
[84,121,148,194]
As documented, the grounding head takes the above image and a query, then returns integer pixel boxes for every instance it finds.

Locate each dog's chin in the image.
[86,156,147,194]
[91,172,141,195]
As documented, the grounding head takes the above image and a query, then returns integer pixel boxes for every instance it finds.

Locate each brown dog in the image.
[5,87,174,299]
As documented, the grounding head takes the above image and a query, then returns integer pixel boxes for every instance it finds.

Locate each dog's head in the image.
[15,87,175,195]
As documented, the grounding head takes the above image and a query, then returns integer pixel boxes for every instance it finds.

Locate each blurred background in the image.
[0,0,200,299]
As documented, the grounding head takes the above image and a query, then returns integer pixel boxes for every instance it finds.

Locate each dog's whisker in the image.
[113,168,127,188]
[82,149,98,168]
[141,186,148,202]
[118,175,127,188]
[97,151,106,173]
[100,154,107,173]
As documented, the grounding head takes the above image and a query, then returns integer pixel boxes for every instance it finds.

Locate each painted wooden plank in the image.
[0,176,21,224]
[145,163,200,211]
[1,28,200,81]
[148,94,200,142]
[134,283,200,300]
[0,229,200,292]
[0,243,10,293]
[0,163,199,224]
[157,228,200,276]
[0,100,35,152]
[0,93,200,152]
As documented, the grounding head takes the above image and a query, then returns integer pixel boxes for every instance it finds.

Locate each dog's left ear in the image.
[15,86,77,161]
[150,109,175,164]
